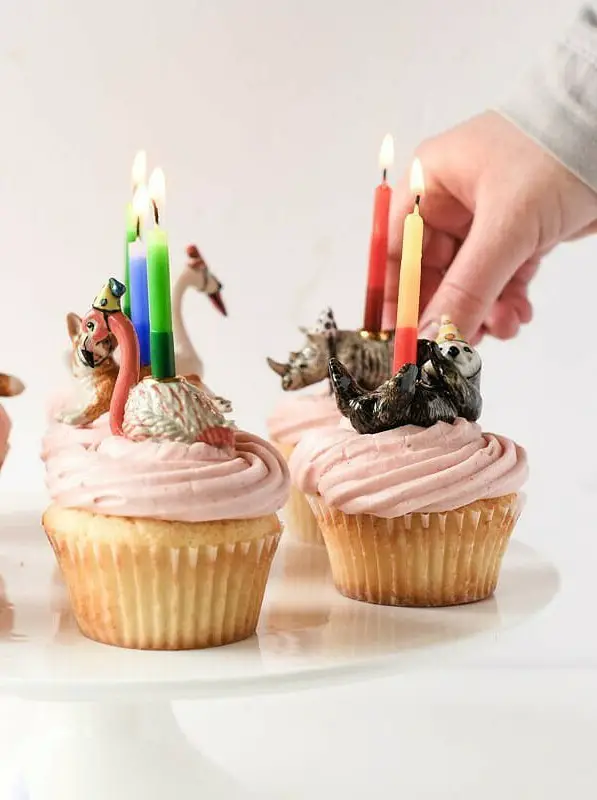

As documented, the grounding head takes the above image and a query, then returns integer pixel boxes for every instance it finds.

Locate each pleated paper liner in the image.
[272,439,324,545]
[43,505,282,650]
[309,493,521,607]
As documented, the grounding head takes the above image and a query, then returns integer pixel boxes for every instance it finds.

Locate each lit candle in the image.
[124,150,147,318]
[146,168,176,380]
[128,185,151,367]
[363,134,394,333]
[393,158,425,372]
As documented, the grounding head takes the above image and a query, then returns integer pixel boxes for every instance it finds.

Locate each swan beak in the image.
[209,290,227,316]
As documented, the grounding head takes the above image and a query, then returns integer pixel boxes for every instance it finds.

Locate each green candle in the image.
[147,224,175,379]
[124,203,137,319]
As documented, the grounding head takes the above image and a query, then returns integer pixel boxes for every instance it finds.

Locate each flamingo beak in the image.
[208,290,227,317]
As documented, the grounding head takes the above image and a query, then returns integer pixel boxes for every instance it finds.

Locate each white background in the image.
[0,1,595,797]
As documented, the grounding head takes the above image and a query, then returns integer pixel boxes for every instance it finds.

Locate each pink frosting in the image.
[267,391,342,445]
[41,415,110,462]
[0,404,10,467]
[289,418,527,517]
[46,430,290,522]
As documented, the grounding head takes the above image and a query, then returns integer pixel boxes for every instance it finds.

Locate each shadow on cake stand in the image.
[0,512,559,800]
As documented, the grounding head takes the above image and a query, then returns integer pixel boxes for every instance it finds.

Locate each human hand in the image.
[383,111,597,342]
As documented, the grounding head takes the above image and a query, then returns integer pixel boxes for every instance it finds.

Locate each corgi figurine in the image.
[56,312,120,427]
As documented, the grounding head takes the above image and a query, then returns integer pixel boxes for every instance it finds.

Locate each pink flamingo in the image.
[79,278,233,448]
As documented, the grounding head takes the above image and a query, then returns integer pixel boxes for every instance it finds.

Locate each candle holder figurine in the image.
[267,307,394,392]
[328,316,482,435]
[79,278,234,448]
[57,243,232,427]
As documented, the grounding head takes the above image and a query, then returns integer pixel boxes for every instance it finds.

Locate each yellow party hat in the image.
[92,278,126,313]
[436,314,467,344]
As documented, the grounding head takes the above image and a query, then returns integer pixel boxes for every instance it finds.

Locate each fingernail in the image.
[419,320,439,340]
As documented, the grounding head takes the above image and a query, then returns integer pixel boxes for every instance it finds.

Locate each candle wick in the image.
[382,168,388,183]
[136,215,141,239]
[414,194,421,213]
[151,199,160,226]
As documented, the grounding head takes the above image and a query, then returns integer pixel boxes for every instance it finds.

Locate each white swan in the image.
[172,244,227,379]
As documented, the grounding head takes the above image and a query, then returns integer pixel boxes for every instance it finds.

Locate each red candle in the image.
[363,134,394,332]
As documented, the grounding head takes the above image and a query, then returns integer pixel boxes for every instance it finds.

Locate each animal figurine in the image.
[77,278,234,449]
[267,308,393,391]
[0,373,24,398]
[60,245,232,424]
[329,317,482,435]
[55,312,120,426]
[173,244,227,379]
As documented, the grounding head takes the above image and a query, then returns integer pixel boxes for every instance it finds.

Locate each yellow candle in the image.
[393,158,425,371]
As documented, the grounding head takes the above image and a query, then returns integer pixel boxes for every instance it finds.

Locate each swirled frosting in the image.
[267,391,342,445]
[46,430,290,521]
[0,404,10,467]
[41,414,110,462]
[289,418,527,517]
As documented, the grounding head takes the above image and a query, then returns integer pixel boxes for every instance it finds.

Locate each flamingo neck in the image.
[107,312,140,436]
[172,269,196,361]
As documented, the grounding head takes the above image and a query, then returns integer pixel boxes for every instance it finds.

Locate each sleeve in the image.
[496,4,597,192]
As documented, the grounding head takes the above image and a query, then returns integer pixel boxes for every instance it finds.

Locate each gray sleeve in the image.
[497,4,597,192]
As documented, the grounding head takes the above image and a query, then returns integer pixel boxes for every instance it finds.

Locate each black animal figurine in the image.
[329,324,482,435]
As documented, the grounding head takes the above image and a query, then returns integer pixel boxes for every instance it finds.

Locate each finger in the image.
[419,204,531,340]
[389,187,471,259]
[484,302,522,340]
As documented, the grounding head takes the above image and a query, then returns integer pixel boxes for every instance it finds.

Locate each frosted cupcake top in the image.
[46,430,290,522]
[42,414,110,461]
[289,418,527,517]
[266,391,341,445]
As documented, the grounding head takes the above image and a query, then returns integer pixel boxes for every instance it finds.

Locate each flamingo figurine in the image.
[79,278,234,448]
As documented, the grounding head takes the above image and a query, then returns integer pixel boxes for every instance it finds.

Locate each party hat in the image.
[92,278,126,313]
[436,315,467,344]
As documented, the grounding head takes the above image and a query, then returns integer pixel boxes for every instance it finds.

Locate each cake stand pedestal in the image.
[10,701,253,800]
[0,511,559,799]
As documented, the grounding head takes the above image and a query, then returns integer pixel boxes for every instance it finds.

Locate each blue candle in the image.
[128,238,151,366]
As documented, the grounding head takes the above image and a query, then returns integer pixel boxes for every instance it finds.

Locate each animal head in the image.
[70,310,116,369]
[424,316,481,386]
[186,244,227,316]
[267,309,338,390]
[435,339,481,381]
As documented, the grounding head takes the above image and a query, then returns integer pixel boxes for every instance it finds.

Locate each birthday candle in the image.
[146,168,176,380]
[128,185,151,367]
[124,151,147,318]
[393,159,425,372]
[363,134,394,333]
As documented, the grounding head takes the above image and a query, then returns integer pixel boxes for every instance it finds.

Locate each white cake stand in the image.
[0,509,559,799]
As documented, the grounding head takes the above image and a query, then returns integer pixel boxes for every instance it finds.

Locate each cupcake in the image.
[266,308,392,543]
[43,279,289,650]
[266,390,340,544]
[289,318,528,607]
[0,372,25,470]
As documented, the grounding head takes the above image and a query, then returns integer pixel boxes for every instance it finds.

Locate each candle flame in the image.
[131,150,147,188]
[148,167,166,207]
[379,134,394,171]
[410,158,425,196]
[132,184,150,221]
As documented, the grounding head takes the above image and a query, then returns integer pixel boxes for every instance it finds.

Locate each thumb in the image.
[419,207,531,340]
